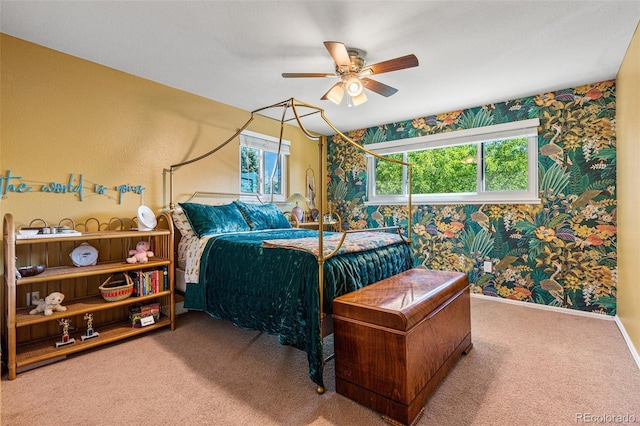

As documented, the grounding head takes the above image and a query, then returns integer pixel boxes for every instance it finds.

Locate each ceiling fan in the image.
[282,41,419,107]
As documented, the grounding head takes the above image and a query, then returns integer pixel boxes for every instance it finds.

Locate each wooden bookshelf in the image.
[3,213,175,379]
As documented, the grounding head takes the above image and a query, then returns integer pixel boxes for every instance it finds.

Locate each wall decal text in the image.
[1,170,145,204]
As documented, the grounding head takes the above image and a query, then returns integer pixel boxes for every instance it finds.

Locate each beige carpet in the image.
[2,297,639,425]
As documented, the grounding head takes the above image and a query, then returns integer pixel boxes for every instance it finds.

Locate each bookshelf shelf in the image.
[13,259,171,286]
[16,316,172,368]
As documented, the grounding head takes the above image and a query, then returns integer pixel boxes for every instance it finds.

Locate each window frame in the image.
[366,118,541,205]
[239,130,289,203]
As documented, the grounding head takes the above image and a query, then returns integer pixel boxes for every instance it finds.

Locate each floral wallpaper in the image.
[327,80,617,315]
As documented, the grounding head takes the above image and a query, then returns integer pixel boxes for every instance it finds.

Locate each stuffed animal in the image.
[30,292,67,316]
[126,241,154,264]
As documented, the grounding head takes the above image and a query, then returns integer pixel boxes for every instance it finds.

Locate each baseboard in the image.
[471,293,640,371]
[614,315,640,371]
[471,293,615,321]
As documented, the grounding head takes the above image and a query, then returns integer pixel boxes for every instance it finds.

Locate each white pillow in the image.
[171,206,196,239]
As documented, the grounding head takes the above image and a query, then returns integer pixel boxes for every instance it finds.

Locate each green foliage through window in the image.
[375,154,403,195]
[373,137,530,197]
[241,146,282,196]
[241,147,260,193]
[409,145,476,194]
[484,137,528,191]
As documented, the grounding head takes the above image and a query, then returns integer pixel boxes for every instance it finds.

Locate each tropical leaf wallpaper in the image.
[327,80,617,315]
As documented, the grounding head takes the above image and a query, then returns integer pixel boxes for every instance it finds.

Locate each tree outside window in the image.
[483,137,528,192]
[368,119,539,205]
[241,146,260,193]
[240,131,288,201]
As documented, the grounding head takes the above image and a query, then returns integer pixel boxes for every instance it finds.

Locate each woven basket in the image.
[99,273,134,302]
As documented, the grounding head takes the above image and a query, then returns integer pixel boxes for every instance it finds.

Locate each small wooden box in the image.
[333,268,472,426]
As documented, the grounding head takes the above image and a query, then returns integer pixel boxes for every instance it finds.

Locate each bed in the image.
[173,200,412,390]
[168,99,415,392]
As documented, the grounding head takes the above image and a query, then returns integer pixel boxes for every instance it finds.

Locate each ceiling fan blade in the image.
[321,82,344,104]
[361,54,419,75]
[282,72,336,78]
[324,41,351,68]
[361,78,398,97]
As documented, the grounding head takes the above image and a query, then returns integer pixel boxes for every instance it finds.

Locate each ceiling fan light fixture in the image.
[351,91,367,106]
[325,84,344,104]
[343,74,363,97]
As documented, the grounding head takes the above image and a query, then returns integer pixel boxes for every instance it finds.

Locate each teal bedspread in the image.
[184,229,413,388]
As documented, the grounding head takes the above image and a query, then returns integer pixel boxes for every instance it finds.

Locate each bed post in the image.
[316,134,326,395]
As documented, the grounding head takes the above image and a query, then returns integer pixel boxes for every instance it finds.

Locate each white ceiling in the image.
[2,1,639,135]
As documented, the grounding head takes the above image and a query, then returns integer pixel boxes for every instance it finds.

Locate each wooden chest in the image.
[333,268,472,426]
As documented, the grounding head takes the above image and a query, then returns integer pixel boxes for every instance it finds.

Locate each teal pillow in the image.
[233,201,292,230]
[178,202,250,237]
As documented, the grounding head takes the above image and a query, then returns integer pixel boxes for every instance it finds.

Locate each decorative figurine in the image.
[80,313,99,341]
[55,318,75,347]
[126,240,154,264]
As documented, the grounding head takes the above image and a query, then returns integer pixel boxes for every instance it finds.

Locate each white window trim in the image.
[366,119,541,205]
[240,130,290,203]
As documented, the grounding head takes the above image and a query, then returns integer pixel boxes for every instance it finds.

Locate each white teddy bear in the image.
[29,292,67,316]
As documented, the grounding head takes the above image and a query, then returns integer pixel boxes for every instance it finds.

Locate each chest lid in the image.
[333,268,468,331]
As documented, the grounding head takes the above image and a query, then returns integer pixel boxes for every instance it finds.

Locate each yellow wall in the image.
[0,34,318,229]
[617,23,640,356]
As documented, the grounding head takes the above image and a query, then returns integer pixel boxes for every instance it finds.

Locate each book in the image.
[162,266,168,291]
[128,268,167,296]
[128,302,160,328]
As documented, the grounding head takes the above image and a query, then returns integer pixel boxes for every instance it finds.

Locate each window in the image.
[240,130,289,202]
[367,119,540,205]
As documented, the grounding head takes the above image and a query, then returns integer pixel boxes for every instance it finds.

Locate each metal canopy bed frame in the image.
[168,98,413,393]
